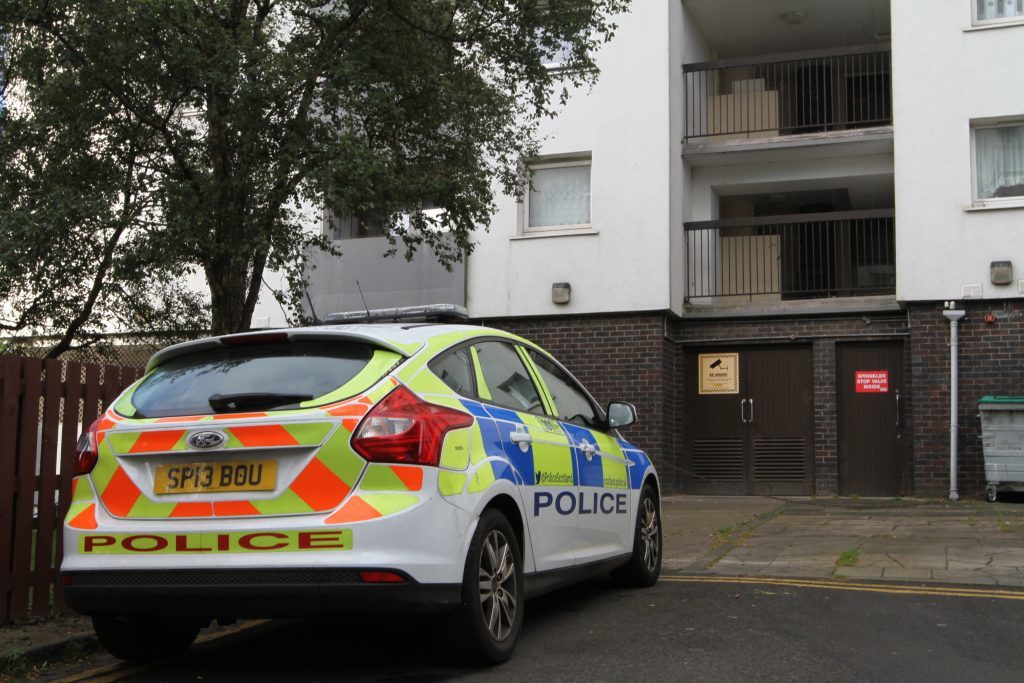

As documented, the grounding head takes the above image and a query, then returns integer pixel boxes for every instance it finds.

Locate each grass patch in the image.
[836,547,861,568]
[713,526,735,544]
[998,520,1014,533]
[870,533,894,539]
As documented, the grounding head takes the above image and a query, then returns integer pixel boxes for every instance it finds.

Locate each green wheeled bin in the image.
[979,396,1024,502]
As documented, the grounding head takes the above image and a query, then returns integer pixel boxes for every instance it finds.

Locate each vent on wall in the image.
[692,439,744,482]
[754,438,806,482]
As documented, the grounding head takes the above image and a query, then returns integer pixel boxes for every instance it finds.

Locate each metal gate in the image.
[683,346,813,495]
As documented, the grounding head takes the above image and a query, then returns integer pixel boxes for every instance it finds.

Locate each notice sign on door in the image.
[699,353,739,395]
[855,370,889,393]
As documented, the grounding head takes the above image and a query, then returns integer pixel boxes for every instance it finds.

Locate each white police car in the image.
[62,314,661,663]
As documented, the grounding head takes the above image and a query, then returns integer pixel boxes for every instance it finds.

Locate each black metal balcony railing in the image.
[685,210,895,302]
[684,46,892,142]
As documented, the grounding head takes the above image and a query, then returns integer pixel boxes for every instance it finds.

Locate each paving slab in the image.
[664,496,1024,588]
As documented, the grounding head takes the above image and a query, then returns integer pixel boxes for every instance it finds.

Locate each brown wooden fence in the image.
[0,356,142,625]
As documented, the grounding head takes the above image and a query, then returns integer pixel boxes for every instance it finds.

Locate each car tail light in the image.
[352,385,473,466]
[74,418,102,476]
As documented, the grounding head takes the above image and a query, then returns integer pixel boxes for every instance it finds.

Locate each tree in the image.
[0,0,629,343]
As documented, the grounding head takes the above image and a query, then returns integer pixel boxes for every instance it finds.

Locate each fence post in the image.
[0,358,24,624]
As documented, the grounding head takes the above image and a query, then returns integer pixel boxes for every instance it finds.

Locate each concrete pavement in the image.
[663,495,1024,587]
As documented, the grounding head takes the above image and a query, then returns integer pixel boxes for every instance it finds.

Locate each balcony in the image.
[685,210,895,304]
[684,46,891,143]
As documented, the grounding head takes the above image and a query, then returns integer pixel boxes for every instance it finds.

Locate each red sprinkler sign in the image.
[855,370,889,393]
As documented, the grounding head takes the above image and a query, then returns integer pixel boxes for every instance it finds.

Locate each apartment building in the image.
[310,0,1024,497]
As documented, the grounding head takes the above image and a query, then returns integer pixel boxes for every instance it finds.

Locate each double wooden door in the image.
[683,346,813,495]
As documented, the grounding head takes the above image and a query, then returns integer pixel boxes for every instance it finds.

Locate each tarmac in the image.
[4,495,1024,673]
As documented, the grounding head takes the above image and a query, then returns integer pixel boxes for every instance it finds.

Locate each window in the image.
[474,342,545,414]
[540,37,574,68]
[326,209,386,240]
[527,350,600,428]
[973,120,1024,204]
[975,0,1024,23]
[524,155,592,233]
[430,346,475,396]
[131,341,377,418]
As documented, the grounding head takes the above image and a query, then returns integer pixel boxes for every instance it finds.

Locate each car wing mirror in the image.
[606,401,637,429]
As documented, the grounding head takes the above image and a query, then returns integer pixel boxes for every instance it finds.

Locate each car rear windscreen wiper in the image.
[208,392,314,412]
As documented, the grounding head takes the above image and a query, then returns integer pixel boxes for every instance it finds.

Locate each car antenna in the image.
[304,288,321,326]
[355,280,372,320]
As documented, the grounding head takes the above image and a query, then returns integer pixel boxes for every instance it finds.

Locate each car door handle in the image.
[579,441,597,460]
[510,429,532,452]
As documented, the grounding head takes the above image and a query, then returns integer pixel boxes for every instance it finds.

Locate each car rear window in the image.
[130,340,381,418]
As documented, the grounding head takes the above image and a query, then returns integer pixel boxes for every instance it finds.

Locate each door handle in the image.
[579,441,597,460]
[510,428,532,452]
[748,398,754,424]
[740,398,748,424]
[895,390,901,427]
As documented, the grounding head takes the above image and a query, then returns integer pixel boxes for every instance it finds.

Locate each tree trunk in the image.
[206,253,252,335]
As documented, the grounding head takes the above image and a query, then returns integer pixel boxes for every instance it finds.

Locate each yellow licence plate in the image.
[153,461,277,495]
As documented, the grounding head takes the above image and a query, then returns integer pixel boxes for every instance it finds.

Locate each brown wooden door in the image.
[837,342,905,496]
[683,346,813,495]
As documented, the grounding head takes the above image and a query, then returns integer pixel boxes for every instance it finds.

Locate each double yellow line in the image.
[663,575,1024,601]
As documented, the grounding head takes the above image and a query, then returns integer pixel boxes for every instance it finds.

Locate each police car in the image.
[62,312,661,663]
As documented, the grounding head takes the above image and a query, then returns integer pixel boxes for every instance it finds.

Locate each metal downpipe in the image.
[942,306,966,501]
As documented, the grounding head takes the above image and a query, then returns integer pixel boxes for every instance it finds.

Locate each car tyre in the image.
[611,483,662,587]
[92,613,200,662]
[458,509,524,665]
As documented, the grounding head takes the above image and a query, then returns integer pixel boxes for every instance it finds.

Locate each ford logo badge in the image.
[188,431,226,450]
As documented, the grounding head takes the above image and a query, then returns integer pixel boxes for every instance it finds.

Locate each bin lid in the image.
[979,395,1024,404]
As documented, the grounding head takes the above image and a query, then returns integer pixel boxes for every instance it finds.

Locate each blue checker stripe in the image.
[560,423,604,488]
[483,405,524,423]
[491,459,517,483]
[618,439,652,490]
[459,399,491,418]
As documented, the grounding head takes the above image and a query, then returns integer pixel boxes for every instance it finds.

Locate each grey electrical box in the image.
[991,261,1013,285]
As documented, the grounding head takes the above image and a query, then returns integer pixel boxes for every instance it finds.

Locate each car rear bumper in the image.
[62,568,461,618]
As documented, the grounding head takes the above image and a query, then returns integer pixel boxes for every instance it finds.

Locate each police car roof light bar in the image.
[324,304,469,325]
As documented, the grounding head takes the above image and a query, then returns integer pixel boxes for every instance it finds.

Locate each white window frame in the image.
[521,155,593,236]
[972,0,1024,27]
[970,117,1024,208]
[540,37,574,70]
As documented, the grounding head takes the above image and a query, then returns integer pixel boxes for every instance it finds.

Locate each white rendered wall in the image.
[892,2,1024,302]
[467,4,673,319]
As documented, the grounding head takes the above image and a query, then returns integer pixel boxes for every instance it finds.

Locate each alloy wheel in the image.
[478,529,517,641]
[639,497,660,573]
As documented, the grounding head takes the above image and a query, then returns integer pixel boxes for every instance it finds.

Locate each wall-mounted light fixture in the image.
[551,282,571,305]
[991,261,1013,286]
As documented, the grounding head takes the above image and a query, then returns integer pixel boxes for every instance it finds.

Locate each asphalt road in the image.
[50,577,1024,682]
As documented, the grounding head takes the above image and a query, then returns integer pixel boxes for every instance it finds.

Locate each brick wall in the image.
[909,300,1024,498]
[483,303,1023,499]
[669,312,911,496]
[483,313,682,491]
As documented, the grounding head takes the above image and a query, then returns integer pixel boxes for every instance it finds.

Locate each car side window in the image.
[473,342,546,415]
[527,349,601,428]
[429,346,475,397]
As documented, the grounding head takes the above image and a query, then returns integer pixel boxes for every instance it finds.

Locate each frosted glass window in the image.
[976,0,1023,21]
[527,162,591,229]
[975,123,1024,200]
